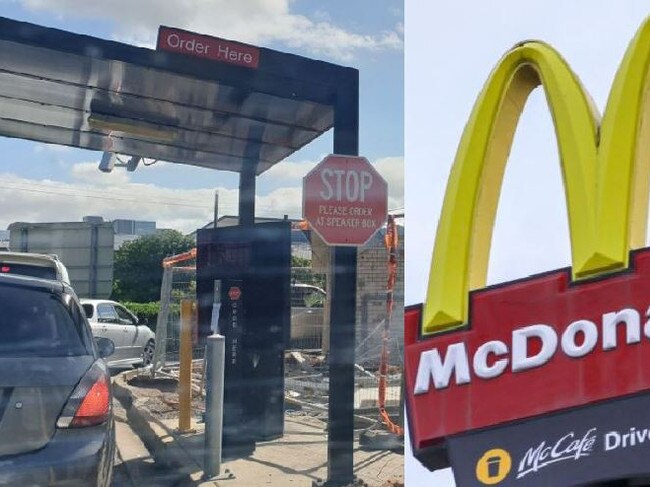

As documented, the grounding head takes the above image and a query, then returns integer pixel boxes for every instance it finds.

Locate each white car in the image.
[80,299,155,368]
[0,251,70,284]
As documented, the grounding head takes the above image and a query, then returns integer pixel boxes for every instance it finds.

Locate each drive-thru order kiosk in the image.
[0,16,361,485]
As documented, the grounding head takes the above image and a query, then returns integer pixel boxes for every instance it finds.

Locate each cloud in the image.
[0,172,220,233]
[374,156,404,209]
[71,162,131,186]
[33,143,71,154]
[20,0,403,62]
[0,153,403,234]
[261,159,319,182]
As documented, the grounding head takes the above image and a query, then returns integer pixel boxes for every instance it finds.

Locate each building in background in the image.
[110,217,157,249]
[0,230,9,250]
[7,216,163,297]
[8,220,114,298]
[311,218,404,366]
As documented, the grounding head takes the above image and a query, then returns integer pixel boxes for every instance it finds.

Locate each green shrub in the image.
[121,301,160,331]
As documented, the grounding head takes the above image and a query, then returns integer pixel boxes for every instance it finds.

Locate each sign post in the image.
[303,153,388,485]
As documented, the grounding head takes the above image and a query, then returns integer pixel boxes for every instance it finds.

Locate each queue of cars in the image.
[0,251,156,368]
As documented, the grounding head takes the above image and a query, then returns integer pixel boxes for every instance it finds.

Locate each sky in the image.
[405,1,650,485]
[0,0,403,233]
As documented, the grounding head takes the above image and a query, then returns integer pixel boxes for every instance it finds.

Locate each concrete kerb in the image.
[112,369,207,485]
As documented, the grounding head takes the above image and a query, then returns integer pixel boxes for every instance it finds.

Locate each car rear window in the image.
[0,284,91,357]
[0,262,57,281]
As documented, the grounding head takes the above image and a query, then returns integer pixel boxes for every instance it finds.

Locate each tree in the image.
[111,230,194,303]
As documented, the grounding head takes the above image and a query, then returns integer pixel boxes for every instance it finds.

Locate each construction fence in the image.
[149,221,404,435]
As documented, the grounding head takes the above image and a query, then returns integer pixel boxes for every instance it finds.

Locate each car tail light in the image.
[57,360,111,428]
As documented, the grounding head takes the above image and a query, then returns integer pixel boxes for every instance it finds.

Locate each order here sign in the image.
[157,26,260,69]
[303,155,388,246]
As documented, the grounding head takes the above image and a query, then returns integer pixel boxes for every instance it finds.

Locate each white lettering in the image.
[360,171,372,202]
[517,428,596,479]
[167,33,180,48]
[473,340,509,379]
[561,319,598,357]
[512,324,558,373]
[414,343,470,393]
[605,431,621,451]
[602,308,640,350]
[643,306,650,338]
[318,169,375,202]
[415,303,650,390]
[345,171,359,202]
[320,168,334,200]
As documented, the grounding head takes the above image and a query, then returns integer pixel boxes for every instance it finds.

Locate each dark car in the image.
[0,273,115,486]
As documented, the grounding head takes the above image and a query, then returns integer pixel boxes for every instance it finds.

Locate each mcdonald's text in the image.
[406,249,650,451]
[415,305,650,393]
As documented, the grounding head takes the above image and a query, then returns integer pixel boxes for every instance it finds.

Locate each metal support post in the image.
[178,299,195,433]
[239,163,256,226]
[325,71,360,487]
[204,334,231,479]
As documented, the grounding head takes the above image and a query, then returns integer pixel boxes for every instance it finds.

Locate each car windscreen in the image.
[0,285,91,357]
[0,262,57,280]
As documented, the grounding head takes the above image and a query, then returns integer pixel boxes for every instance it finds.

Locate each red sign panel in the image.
[405,248,650,452]
[302,155,388,246]
[157,26,260,69]
[228,286,241,301]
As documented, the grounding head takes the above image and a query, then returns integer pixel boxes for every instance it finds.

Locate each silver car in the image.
[290,283,326,346]
[0,251,70,284]
[81,299,156,368]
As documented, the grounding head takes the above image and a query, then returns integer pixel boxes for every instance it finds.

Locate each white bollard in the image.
[204,334,225,478]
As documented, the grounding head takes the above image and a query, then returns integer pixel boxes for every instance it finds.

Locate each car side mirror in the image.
[138,317,149,326]
[96,337,115,358]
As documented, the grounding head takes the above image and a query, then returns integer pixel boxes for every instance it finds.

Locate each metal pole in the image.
[239,164,256,226]
[327,71,359,486]
[178,299,195,433]
[214,190,219,228]
[204,334,225,478]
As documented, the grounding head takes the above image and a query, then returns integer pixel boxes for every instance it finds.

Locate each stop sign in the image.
[228,286,241,301]
[303,155,388,246]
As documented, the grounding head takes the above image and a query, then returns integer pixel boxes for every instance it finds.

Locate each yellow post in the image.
[178,299,195,433]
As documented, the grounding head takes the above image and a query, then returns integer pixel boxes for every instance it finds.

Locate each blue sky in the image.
[406,1,650,485]
[0,0,403,231]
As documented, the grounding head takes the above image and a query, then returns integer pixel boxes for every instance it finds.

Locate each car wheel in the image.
[142,340,155,367]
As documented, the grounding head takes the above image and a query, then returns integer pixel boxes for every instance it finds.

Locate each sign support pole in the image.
[326,73,359,486]
[239,162,256,226]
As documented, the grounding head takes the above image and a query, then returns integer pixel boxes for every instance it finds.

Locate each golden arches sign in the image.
[424,18,650,335]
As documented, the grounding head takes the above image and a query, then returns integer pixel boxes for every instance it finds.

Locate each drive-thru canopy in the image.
[0,17,353,175]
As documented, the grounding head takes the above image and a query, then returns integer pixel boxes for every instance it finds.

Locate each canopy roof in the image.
[0,17,355,175]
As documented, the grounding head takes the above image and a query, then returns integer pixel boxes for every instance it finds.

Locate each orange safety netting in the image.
[378,214,404,436]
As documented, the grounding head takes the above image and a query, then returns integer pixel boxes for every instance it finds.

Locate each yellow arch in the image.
[598,18,650,263]
[423,18,650,335]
